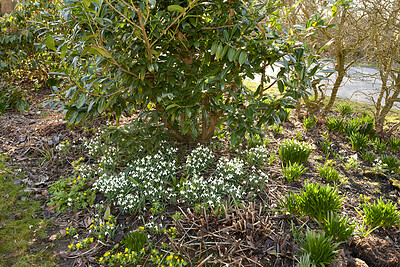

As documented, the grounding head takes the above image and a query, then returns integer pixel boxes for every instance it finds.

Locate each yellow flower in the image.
[125,248,129,252]
[76,243,81,248]
[68,244,73,249]
[98,235,102,239]
[99,257,103,262]
[90,237,94,242]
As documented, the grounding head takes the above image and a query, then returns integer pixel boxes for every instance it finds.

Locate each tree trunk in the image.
[322,45,345,117]
[1,0,17,15]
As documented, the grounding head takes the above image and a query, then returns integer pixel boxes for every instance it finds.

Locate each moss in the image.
[0,155,56,266]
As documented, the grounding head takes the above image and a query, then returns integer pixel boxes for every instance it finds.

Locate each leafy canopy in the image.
[45,0,326,143]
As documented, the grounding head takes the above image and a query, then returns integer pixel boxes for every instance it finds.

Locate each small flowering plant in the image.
[150,202,164,216]
[47,176,95,212]
[184,145,214,176]
[89,214,117,241]
[149,250,187,267]
[246,145,269,166]
[68,237,95,251]
[94,143,178,213]
[56,139,71,154]
[65,226,77,237]
[98,247,145,266]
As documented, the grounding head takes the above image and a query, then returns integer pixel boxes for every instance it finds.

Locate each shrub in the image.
[319,212,355,242]
[348,132,369,151]
[0,1,59,82]
[0,84,29,114]
[246,134,269,149]
[319,162,340,181]
[43,0,325,144]
[299,229,340,266]
[278,108,291,122]
[279,139,314,165]
[303,116,317,130]
[282,162,307,183]
[388,137,400,153]
[361,197,400,229]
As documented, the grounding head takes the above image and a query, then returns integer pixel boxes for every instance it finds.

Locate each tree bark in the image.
[1,0,17,15]
[322,35,346,117]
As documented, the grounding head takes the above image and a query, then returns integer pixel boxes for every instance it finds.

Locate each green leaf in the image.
[238,51,247,65]
[87,46,112,58]
[82,0,91,8]
[97,98,107,113]
[103,206,111,220]
[168,5,184,12]
[166,103,180,110]
[231,132,237,145]
[216,43,223,60]
[211,41,219,55]
[60,43,68,59]
[228,47,236,62]
[220,45,229,59]
[45,36,56,51]
[76,94,86,108]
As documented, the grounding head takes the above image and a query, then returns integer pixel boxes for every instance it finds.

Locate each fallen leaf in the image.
[48,233,58,241]
[60,229,67,237]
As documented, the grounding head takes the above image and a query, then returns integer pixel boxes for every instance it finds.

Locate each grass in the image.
[0,156,56,266]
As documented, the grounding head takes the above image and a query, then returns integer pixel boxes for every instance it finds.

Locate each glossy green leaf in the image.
[44,36,56,51]
[238,51,247,65]
[167,5,184,13]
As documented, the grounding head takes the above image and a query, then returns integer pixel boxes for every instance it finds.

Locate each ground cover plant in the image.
[0,156,55,266]
[2,0,400,266]
[1,91,400,265]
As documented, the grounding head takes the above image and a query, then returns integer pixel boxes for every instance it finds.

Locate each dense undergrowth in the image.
[37,104,400,266]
